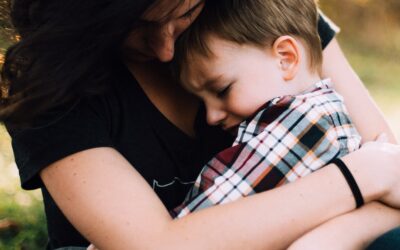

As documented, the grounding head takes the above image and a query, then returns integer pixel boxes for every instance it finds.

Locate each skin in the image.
[181,34,400,249]
[122,0,205,137]
[289,199,400,250]
[38,0,400,249]
[123,0,205,63]
[180,35,321,129]
[288,39,400,249]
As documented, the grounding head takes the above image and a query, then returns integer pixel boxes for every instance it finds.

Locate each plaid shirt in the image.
[172,79,361,218]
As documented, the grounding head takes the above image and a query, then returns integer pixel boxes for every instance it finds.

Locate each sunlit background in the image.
[0,0,399,249]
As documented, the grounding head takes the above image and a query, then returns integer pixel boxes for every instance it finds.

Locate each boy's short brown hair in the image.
[174,0,322,80]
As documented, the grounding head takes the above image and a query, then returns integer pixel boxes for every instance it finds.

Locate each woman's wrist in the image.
[340,151,385,204]
[330,158,364,208]
[339,141,400,207]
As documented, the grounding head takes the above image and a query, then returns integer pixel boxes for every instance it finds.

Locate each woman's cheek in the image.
[226,96,248,117]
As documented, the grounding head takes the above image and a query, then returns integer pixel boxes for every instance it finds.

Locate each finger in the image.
[87,244,97,250]
[375,133,389,142]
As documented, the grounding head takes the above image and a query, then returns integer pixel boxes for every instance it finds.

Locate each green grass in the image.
[0,126,48,249]
[0,192,47,250]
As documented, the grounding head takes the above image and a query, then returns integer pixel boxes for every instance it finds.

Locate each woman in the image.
[1,0,399,249]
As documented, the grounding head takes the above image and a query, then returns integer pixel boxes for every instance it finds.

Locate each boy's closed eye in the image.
[216,84,232,98]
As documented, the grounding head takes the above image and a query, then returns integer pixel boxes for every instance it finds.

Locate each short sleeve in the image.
[6,97,114,190]
[318,12,340,49]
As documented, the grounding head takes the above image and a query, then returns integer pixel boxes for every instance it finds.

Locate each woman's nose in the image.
[151,23,175,62]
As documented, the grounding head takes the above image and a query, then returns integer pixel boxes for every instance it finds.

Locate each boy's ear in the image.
[272,36,300,81]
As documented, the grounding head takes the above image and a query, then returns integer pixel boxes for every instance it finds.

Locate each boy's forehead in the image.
[182,55,212,89]
[181,37,241,89]
[208,36,240,54]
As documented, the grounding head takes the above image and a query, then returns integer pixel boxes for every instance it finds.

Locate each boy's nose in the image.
[206,107,227,126]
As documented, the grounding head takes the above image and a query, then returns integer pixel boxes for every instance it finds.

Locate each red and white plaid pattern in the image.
[172,79,361,218]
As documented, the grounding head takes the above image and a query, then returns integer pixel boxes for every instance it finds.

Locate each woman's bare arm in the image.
[287,38,400,249]
[40,143,400,250]
[322,38,397,143]
[288,202,400,250]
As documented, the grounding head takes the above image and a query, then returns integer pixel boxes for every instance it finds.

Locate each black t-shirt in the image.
[6,16,337,249]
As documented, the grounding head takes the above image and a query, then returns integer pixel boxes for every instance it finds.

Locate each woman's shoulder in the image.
[5,64,148,190]
[5,94,115,189]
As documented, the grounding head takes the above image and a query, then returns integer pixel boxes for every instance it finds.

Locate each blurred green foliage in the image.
[0,126,48,249]
[0,192,47,249]
[321,0,400,136]
[0,0,14,49]
[1,2,47,248]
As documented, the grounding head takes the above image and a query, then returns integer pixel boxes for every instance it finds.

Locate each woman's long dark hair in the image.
[0,0,154,127]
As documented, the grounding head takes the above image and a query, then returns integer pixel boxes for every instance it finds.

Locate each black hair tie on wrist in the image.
[331,158,365,208]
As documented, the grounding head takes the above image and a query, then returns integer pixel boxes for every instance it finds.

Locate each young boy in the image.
[171,0,362,217]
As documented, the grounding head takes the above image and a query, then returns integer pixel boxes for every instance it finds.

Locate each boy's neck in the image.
[287,69,323,95]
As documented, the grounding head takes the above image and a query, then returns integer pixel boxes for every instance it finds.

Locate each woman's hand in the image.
[87,244,98,250]
[343,134,400,208]
[288,134,400,250]
[366,135,400,208]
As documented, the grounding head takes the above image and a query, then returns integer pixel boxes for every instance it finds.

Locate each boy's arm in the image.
[288,202,400,250]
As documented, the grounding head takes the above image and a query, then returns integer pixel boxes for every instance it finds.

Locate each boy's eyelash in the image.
[217,85,231,98]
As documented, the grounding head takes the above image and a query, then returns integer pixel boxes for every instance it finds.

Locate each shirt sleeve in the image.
[6,97,114,190]
[318,12,340,49]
